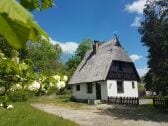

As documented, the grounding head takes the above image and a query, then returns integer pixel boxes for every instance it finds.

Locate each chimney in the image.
[93,40,99,54]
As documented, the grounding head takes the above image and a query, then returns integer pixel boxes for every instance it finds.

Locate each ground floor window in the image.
[76,85,80,91]
[117,81,124,93]
[132,82,135,89]
[87,83,92,93]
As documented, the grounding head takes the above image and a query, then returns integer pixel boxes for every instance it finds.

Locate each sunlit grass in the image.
[29,95,86,109]
[0,102,79,126]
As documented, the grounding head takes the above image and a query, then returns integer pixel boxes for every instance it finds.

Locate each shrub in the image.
[0,96,8,108]
[8,90,29,102]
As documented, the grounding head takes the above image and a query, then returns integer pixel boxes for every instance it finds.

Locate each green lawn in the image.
[30,95,86,109]
[0,102,79,126]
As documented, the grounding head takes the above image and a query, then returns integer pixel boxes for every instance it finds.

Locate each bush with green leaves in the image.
[8,90,29,102]
[0,51,30,107]
[27,74,69,96]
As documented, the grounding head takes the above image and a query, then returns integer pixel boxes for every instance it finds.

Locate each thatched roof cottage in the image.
[69,37,140,101]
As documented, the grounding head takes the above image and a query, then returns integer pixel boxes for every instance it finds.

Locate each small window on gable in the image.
[76,85,80,91]
[132,82,135,89]
[87,83,92,93]
[117,81,124,93]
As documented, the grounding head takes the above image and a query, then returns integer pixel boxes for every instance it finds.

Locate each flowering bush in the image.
[63,76,68,82]
[25,74,68,96]
[25,75,68,95]
[28,81,41,91]
[0,51,29,107]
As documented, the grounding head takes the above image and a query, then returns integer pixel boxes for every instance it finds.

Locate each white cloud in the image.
[130,54,143,62]
[131,16,142,27]
[137,67,149,77]
[125,0,147,14]
[50,38,79,54]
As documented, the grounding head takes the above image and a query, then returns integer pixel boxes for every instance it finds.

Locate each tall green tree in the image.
[26,40,62,75]
[139,0,168,95]
[66,39,92,77]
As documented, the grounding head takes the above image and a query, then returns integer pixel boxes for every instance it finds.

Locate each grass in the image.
[29,95,86,109]
[0,102,79,126]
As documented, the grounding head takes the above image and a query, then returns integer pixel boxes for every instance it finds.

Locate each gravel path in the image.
[32,103,168,126]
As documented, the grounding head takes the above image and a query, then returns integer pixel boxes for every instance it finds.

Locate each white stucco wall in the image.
[72,81,108,100]
[72,80,138,100]
[100,81,107,100]
[107,80,138,97]
[72,83,96,100]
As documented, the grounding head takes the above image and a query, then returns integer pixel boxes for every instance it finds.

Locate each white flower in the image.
[28,81,41,91]
[10,84,22,91]
[7,105,14,110]
[15,84,22,89]
[56,81,66,89]
[56,81,62,89]
[53,75,61,81]
[63,75,68,82]
[49,82,54,88]
[60,81,66,88]
[11,57,19,63]
[2,57,7,60]
[0,103,3,107]
[16,75,20,78]
[0,53,4,58]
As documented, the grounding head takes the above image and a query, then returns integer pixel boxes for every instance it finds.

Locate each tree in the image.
[0,0,54,49]
[19,0,54,11]
[66,39,92,77]
[139,0,168,95]
[26,40,62,75]
[0,36,13,58]
[75,39,93,59]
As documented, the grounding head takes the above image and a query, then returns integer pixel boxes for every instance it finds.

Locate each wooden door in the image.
[96,82,101,99]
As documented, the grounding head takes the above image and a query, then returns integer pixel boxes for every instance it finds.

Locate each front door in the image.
[96,82,101,99]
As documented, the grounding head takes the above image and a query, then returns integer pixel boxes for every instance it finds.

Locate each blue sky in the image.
[33,0,148,76]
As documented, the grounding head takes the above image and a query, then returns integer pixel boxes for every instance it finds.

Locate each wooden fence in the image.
[107,96,139,106]
[153,97,168,111]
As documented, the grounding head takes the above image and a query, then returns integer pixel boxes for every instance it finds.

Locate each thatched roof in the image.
[68,37,133,84]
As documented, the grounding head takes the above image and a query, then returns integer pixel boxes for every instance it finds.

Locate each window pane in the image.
[117,81,124,93]
[132,82,135,89]
[76,85,80,91]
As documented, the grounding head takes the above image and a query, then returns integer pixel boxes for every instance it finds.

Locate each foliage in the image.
[20,0,54,11]
[138,83,145,97]
[0,36,13,58]
[0,96,8,107]
[0,102,79,126]
[26,74,68,96]
[26,40,62,74]
[0,0,50,49]
[0,51,30,106]
[75,39,93,59]
[66,39,92,77]
[139,0,168,95]
[8,90,29,102]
